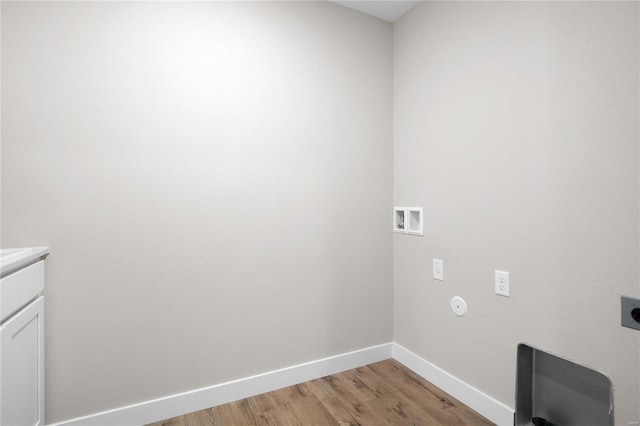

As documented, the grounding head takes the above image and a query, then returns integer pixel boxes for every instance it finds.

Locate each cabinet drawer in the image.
[0,261,44,323]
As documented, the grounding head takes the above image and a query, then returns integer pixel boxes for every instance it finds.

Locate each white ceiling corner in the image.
[331,1,420,23]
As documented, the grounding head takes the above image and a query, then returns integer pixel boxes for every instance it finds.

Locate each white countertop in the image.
[0,247,49,278]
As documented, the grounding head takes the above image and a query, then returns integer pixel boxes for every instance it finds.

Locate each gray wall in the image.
[393,2,640,424]
[3,1,640,424]
[0,2,393,422]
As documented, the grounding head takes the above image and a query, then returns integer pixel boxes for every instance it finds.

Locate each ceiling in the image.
[331,1,420,23]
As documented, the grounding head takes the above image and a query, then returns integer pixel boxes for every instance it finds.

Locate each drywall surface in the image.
[393,1,640,424]
[1,2,393,422]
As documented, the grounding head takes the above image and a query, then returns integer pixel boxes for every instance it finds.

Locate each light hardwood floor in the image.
[148,359,495,426]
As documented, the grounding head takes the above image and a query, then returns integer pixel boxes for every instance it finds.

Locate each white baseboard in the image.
[50,342,514,426]
[392,343,515,426]
[48,343,394,426]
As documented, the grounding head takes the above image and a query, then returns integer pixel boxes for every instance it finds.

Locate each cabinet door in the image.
[0,297,44,426]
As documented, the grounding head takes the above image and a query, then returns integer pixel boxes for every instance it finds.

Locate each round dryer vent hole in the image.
[450,296,467,317]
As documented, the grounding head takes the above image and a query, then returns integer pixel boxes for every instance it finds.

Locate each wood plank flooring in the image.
[148,359,495,426]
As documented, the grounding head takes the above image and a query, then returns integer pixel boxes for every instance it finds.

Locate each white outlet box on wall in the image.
[393,207,423,236]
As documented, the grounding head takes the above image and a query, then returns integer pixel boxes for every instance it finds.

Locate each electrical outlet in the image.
[621,296,640,331]
[433,259,443,281]
[495,270,509,297]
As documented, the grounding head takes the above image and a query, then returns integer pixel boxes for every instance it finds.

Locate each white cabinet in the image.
[0,249,48,426]
[1,297,44,426]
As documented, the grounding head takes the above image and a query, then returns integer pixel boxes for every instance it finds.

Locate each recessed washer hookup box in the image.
[516,344,613,426]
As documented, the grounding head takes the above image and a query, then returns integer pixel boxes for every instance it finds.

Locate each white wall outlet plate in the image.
[450,296,467,316]
[495,270,510,297]
[433,259,443,281]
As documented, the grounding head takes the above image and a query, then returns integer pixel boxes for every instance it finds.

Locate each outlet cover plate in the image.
[495,270,510,297]
[621,296,640,331]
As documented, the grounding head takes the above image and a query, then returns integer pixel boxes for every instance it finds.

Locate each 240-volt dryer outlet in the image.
[621,296,640,331]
